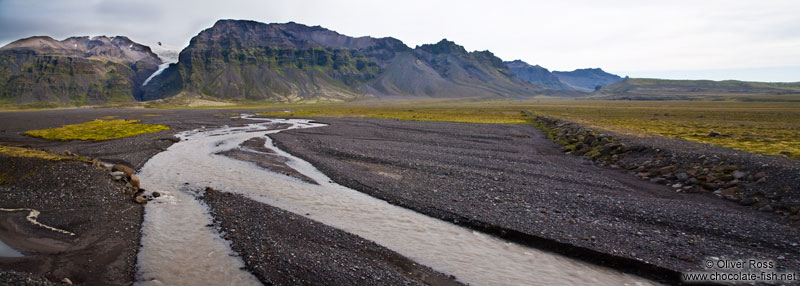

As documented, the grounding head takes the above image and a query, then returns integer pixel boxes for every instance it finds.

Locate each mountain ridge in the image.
[0,35,162,106]
[142,19,544,102]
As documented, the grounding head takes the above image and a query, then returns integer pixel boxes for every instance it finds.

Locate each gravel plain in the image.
[271,117,800,284]
[202,188,463,286]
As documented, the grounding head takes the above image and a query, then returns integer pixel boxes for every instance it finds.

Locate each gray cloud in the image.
[1,0,799,81]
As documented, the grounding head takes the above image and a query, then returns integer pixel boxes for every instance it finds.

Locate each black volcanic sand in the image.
[0,109,257,285]
[217,137,318,184]
[270,117,800,284]
[0,155,143,286]
[201,188,462,286]
[0,108,261,169]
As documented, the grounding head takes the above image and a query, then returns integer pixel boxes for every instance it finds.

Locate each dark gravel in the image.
[0,270,59,285]
[270,117,800,284]
[201,188,462,286]
[0,155,143,286]
[217,137,317,184]
[0,108,261,169]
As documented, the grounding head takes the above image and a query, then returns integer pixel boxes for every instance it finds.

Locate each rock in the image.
[675,172,689,181]
[671,183,683,189]
[708,130,722,137]
[583,134,596,145]
[91,158,103,168]
[129,174,141,189]
[732,170,746,179]
[111,171,125,181]
[135,195,148,204]
[754,172,767,179]
[161,136,181,143]
[779,151,792,156]
[649,178,666,184]
[740,198,757,206]
[790,215,800,221]
[702,182,720,190]
[62,278,73,286]
[112,164,135,177]
[720,187,740,201]
[758,205,774,212]
[152,191,161,198]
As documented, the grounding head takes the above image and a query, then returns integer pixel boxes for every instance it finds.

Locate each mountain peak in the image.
[1,35,160,65]
[194,19,409,53]
[417,39,467,55]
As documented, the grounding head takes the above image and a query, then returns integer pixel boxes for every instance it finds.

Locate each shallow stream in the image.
[135,116,656,286]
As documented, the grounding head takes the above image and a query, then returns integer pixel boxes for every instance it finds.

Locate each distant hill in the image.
[597,78,800,100]
[0,36,162,106]
[552,68,623,92]
[142,20,543,102]
[504,60,623,93]
[504,60,572,90]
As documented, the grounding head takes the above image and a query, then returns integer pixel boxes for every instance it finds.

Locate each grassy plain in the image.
[258,99,800,159]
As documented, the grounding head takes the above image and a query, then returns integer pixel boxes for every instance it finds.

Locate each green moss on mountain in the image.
[0,52,141,106]
[175,46,380,101]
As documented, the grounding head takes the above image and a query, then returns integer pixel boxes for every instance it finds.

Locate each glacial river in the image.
[134,116,656,286]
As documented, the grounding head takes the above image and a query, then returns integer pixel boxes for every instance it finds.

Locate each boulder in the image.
[112,164,135,177]
[720,187,740,201]
[129,174,141,190]
[111,171,125,181]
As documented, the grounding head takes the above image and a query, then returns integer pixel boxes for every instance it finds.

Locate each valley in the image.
[0,12,799,286]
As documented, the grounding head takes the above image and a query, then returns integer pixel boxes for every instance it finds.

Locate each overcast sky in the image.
[1,0,799,82]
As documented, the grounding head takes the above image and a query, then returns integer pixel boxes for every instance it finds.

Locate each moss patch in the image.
[24,119,170,141]
[258,106,528,124]
[0,145,77,161]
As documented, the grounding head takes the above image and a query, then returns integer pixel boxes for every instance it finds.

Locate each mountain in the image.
[597,78,800,100]
[552,68,623,92]
[0,36,162,106]
[142,20,542,102]
[504,60,572,90]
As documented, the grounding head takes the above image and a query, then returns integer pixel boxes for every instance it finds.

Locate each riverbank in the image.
[0,155,143,285]
[270,117,800,284]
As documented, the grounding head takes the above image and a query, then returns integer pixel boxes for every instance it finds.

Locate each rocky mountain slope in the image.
[142,20,543,102]
[0,36,162,106]
[504,60,572,90]
[504,60,623,93]
[552,68,623,92]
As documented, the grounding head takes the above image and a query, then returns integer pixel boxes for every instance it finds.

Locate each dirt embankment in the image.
[270,117,800,284]
[201,188,462,286]
[529,113,800,221]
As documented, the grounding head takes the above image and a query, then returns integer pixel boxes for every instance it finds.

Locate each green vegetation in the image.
[0,54,138,107]
[259,103,528,124]
[257,100,800,159]
[0,145,80,161]
[179,46,380,100]
[24,119,170,141]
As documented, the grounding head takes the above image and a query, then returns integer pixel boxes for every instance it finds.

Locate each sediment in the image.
[270,117,800,284]
[201,188,463,286]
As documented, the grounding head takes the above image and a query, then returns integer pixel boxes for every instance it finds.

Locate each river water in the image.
[135,116,656,286]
